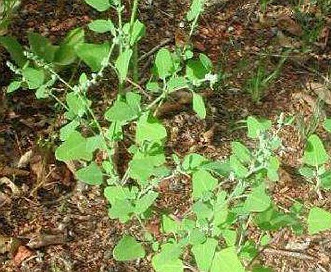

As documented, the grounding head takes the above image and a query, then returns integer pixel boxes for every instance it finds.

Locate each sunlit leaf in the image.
[113,235,145,261]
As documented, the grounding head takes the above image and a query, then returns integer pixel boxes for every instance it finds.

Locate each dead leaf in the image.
[26,232,67,249]
[13,246,33,266]
[306,81,331,105]
[0,177,20,195]
[0,165,29,177]
[17,150,33,168]
[276,31,301,48]
[277,15,303,36]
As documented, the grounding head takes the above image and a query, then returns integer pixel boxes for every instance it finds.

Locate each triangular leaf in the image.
[303,134,329,166]
[211,247,245,272]
[85,0,111,11]
[88,19,116,34]
[0,36,27,67]
[113,235,145,261]
[192,238,217,271]
[192,92,206,119]
[76,162,103,185]
[155,48,173,79]
[28,32,58,62]
[115,49,133,83]
[244,184,271,213]
[308,207,331,234]
[136,113,167,144]
[55,131,92,161]
[192,169,218,199]
[75,42,110,71]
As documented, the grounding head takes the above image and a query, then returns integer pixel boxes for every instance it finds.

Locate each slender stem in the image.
[132,44,139,82]
[117,1,123,54]
[129,0,140,83]
[129,0,139,32]
[49,92,69,111]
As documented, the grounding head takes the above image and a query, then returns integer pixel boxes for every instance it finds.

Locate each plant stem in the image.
[129,0,140,83]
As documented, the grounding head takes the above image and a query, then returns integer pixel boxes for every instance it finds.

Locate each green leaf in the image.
[136,113,167,144]
[113,235,145,261]
[182,153,208,172]
[0,36,27,67]
[130,20,145,45]
[211,246,245,272]
[192,169,218,199]
[186,0,205,21]
[192,92,206,119]
[54,28,85,66]
[230,155,249,178]
[307,207,331,234]
[247,116,272,139]
[193,201,213,220]
[202,160,231,177]
[126,92,141,113]
[35,86,50,99]
[76,162,103,185]
[321,170,331,189]
[186,59,208,84]
[167,77,187,92]
[152,245,184,272]
[105,100,135,122]
[130,157,154,180]
[155,48,173,79]
[244,184,271,213]
[7,81,21,93]
[298,166,315,179]
[199,53,213,71]
[267,156,279,181]
[108,199,135,223]
[323,118,331,133]
[188,228,206,245]
[212,191,228,226]
[55,131,93,161]
[240,240,258,260]
[75,42,110,71]
[303,134,329,166]
[105,92,140,122]
[146,81,160,92]
[135,191,158,215]
[22,67,44,89]
[115,49,133,83]
[231,141,251,163]
[59,120,80,141]
[162,215,181,234]
[88,19,116,34]
[254,206,299,231]
[222,229,237,246]
[192,238,217,272]
[104,186,136,205]
[28,32,58,62]
[85,0,111,11]
[66,92,87,117]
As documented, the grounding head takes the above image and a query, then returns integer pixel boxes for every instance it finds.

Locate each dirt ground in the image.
[1,0,331,271]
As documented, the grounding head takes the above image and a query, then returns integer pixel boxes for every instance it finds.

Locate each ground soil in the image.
[1,0,331,271]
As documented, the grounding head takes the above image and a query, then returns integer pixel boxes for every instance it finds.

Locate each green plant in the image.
[307,206,331,234]
[3,0,331,270]
[299,120,331,196]
[0,0,20,35]
[311,0,331,16]
[245,52,288,104]
[293,6,325,49]
[259,0,273,14]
